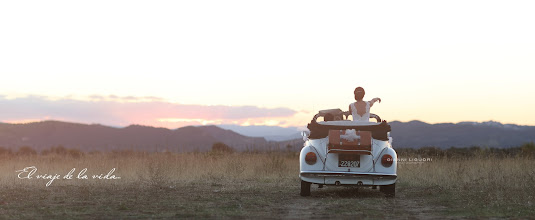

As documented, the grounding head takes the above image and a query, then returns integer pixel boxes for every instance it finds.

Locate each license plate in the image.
[338,154,360,167]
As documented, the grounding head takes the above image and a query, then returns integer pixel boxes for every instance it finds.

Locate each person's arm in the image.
[369,98,381,107]
[348,104,352,113]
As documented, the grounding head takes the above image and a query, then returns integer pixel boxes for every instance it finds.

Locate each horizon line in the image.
[1,119,533,129]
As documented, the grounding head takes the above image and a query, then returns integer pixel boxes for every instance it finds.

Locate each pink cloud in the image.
[0,95,297,128]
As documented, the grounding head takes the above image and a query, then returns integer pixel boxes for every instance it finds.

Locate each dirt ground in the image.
[0,180,462,219]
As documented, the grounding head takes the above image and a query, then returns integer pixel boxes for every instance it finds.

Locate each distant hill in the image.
[389,120,535,148]
[0,121,270,152]
[0,120,533,152]
[217,124,302,141]
[254,120,535,149]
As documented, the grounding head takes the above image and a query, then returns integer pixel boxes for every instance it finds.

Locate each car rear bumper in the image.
[300,171,397,185]
[301,171,396,179]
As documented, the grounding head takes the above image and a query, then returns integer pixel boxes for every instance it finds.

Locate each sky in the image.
[1,0,534,128]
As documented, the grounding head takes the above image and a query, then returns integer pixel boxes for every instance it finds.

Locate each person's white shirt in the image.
[350,101,370,122]
[349,98,381,123]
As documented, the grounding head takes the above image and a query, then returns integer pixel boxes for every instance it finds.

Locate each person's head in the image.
[354,87,365,101]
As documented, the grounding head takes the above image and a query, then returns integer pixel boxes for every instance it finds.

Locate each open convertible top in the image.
[307,115,391,141]
[318,121,378,126]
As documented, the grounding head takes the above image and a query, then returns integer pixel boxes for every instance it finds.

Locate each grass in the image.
[0,151,534,218]
[398,154,535,217]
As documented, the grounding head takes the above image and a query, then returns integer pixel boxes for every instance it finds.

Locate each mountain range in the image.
[389,120,535,148]
[217,124,302,141]
[0,121,272,152]
[0,120,534,152]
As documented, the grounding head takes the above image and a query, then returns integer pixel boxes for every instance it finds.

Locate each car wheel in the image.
[381,183,395,197]
[300,180,311,196]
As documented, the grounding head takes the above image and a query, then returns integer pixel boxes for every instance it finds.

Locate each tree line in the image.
[396,142,535,158]
[1,142,534,158]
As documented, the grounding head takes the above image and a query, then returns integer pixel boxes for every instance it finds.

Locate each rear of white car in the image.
[299,112,397,197]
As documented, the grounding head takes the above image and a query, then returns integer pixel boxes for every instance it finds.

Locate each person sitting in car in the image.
[349,87,381,122]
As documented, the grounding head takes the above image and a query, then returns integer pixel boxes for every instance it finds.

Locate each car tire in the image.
[300,180,311,196]
[381,183,395,197]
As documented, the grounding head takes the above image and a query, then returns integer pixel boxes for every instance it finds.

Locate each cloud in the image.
[0,95,298,128]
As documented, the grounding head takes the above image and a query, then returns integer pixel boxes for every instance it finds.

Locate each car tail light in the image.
[305,152,317,165]
[381,154,393,167]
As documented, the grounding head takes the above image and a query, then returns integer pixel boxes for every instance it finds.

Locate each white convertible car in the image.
[299,109,397,197]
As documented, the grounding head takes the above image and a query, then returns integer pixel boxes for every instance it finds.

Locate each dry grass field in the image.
[0,151,534,219]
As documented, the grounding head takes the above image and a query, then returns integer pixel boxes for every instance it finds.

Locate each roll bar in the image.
[314,110,382,123]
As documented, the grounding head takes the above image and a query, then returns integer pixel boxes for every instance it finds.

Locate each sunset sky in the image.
[1,0,534,128]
